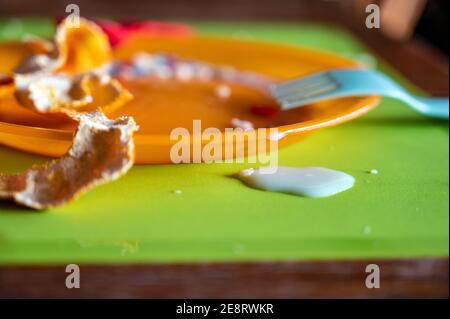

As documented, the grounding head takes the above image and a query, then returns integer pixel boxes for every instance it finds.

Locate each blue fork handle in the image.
[412,97,449,119]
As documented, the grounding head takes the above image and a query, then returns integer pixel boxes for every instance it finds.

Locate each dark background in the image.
[0,0,448,54]
[416,0,448,53]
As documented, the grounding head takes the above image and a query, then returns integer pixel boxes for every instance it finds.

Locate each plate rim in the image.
[0,34,380,146]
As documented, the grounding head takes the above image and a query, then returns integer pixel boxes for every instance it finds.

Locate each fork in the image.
[270,69,449,119]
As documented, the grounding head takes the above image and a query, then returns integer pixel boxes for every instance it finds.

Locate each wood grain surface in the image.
[0,259,448,298]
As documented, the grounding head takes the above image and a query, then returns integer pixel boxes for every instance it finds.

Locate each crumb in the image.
[195,65,214,81]
[155,65,173,79]
[231,117,254,131]
[215,84,231,99]
[175,63,195,81]
[120,240,139,256]
[232,243,245,254]
[132,52,155,73]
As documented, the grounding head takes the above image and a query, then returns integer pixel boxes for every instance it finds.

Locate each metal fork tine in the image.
[271,78,331,98]
[272,76,338,102]
[271,71,340,107]
[279,83,339,105]
[273,73,331,94]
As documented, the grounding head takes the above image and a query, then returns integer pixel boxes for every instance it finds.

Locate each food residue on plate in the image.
[110,52,275,91]
[231,117,254,131]
[215,84,231,99]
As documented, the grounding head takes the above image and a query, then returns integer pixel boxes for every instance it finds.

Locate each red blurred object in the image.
[250,105,280,117]
[98,20,194,46]
[0,76,13,86]
[55,18,194,46]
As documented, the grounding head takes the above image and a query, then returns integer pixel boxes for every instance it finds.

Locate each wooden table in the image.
[0,0,448,298]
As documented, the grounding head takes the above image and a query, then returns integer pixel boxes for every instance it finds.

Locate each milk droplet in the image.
[232,243,245,255]
[237,166,355,198]
[363,226,372,235]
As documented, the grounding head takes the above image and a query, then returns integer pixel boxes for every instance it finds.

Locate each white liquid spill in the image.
[237,166,355,198]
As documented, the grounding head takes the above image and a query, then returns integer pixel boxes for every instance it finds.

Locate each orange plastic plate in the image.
[0,35,379,164]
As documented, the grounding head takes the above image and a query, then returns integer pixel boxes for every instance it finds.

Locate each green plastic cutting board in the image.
[0,19,448,264]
